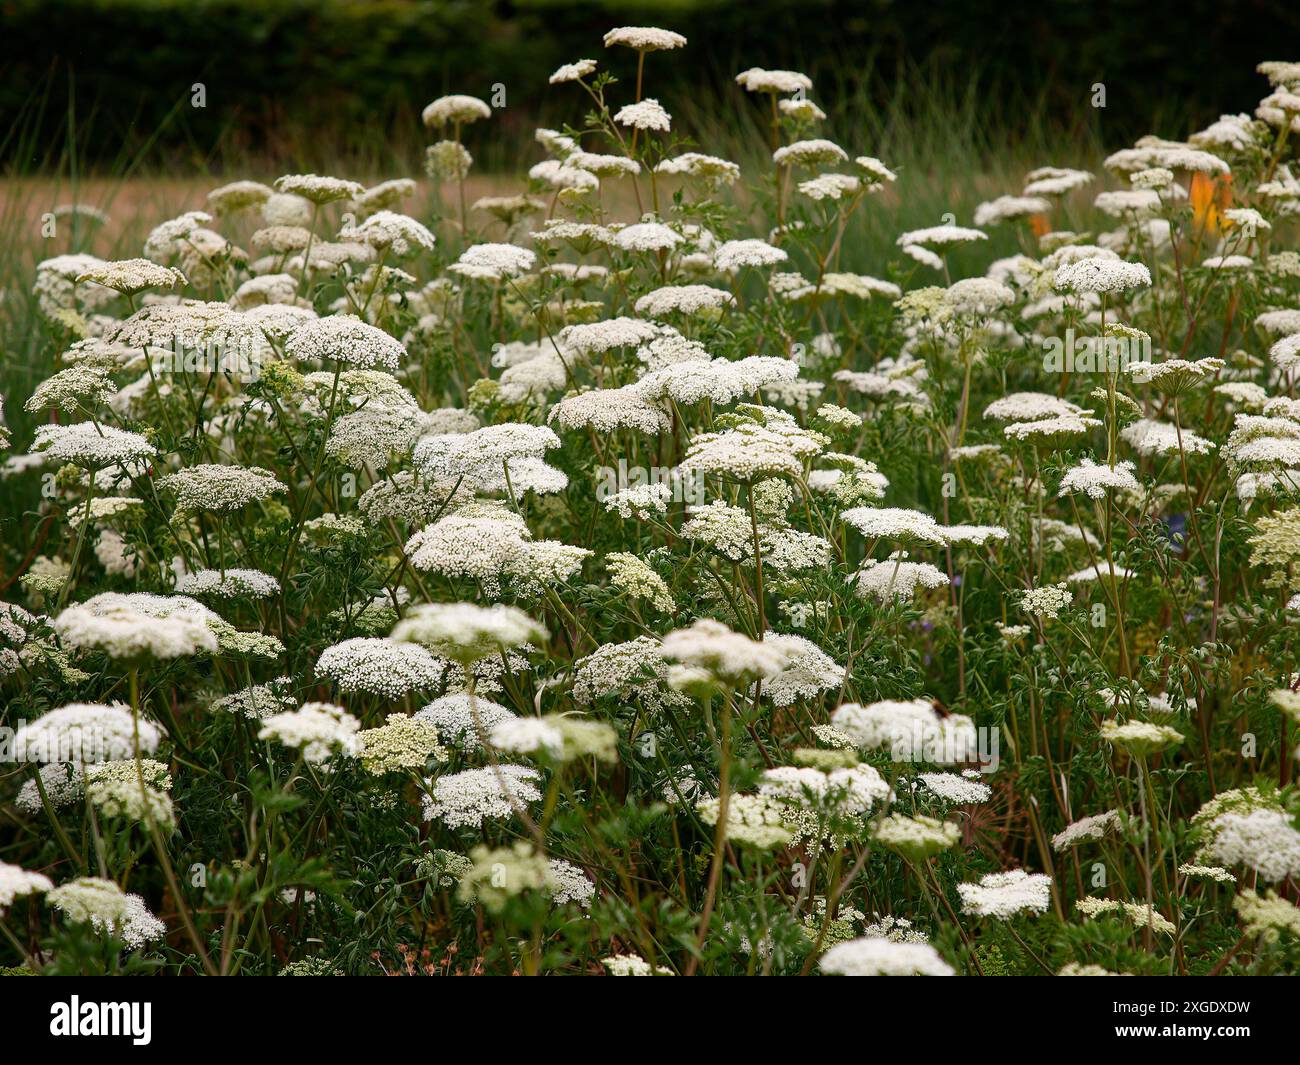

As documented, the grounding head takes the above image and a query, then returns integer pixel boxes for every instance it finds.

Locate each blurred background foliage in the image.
[4,0,1299,174]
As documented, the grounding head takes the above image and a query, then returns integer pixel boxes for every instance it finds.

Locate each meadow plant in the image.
[2,27,1300,978]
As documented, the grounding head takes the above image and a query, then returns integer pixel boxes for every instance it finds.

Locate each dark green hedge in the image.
[6,0,1299,168]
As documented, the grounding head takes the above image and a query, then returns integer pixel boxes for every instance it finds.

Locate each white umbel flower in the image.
[421,94,491,128]
[285,315,406,371]
[612,221,682,251]
[603,26,687,51]
[12,701,161,764]
[839,507,946,545]
[957,870,1053,919]
[0,861,54,911]
[735,68,813,94]
[273,174,365,204]
[713,238,788,271]
[315,637,446,698]
[158,464,286,512]
[180,568,280,599]
[973,195,1051,226]
[449,242,536,280]
[656,152,742,186]
[661,618,798,681]
[258,701,362,764]
[917,771,992,803]
[614,99,672,132]
[422,764,542,828]
[47,877,131,927]
[1058,457,1142,498]
[758,632,845,706]
[1052,810,1121,850]
[773,139,848,168]
[831,698,976,764]
[415,692,517,746]
[854,554,950,602]
[634,284,735,317]
[896,224,987,248]
[391,602,546,662]
[77,258,186,295]
[54,593,219,659]
[820,937,954,976]
[549,59,598,84]
[1053,257,1152,294]
[31,422,156,469]
[1206,809,1300,882]
[758,763,891,816]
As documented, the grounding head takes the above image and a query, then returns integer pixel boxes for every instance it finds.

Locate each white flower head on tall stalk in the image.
[657,153,742,188]
[820,937,955,976]
[918,771,992,803]
[897,224,987,248]
[273,174,365,205]
[612,221,681,252]
[840,506,947,545]
[1099,719,1184,757]
[602,26,687,52]
[449,242,536,280]
[873,813,961,861]
[831,698,976,763]
[413,422,563,495]
[416,692,517,746]
[285,315,406,371]
[1051,810,1122,850]
[853,554,950,602]
[1204,808,1300,882]
[755,632,845,706]
[735,68,812,95]
[957,870,1053,918]
[31,423,156,469]
[1128,354,1226,394]
[422,764,542,828]
[1053,257,1152,294]
[77,258,186,296]
[490,714,618,764]
[357,714,448,775]
[558,316,660,354]
[694,793,792,848]
[421,95,491,129]
[1023,166,1094,196]
[984,392,1085,422]
[0,862,54,912]
[1058,457,1142,498]
[1120,419,1216,458]
[773,139,848,168]
[614,99,672,132]
[315,637,446,699]
[661,619,799,683]
[92,892,166,949]
[973,195,1052,226]
[208,179,272,214]
[713,238,787,271]
[758,763,892,817]
[549,59,598,84]
[391,602,546,664]
[158,464,286,513]
[257,701,362,765]
[47,877,131,927]
[338,211,435,257]
[12,702,161,764]
[54,593,218,659]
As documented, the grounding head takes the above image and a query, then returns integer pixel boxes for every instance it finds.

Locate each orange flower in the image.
[1028,213,1052,239]
[1190,171,1233,236]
